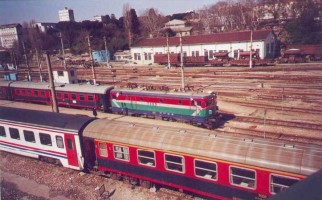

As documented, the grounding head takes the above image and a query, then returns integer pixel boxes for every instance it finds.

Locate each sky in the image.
[0,0,219,25]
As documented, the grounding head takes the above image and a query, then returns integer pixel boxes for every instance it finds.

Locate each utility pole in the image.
[59,32,66,69]
[45,51,59,113]
[103,36,109,67]
[166,33,170,69]
[179,32,185,89]
[35,49,43,82]
[22,41,32,81]
[87,35,97,85]
[249,9,254,69]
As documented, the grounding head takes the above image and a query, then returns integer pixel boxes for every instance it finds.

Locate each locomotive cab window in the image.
[23,130,35,143]
[98,142,108,157]
[113,145,129,161]
[40,133,52,146]
[270,174,299,194]
[56,136,64,148]
[0,126,6,137]
[9,128,20,140]
[230,166,256,189]
[165,154,185,173]
[138,149,155,167]
[194,159,217,181]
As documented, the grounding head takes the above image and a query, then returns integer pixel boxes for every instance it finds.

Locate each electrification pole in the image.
[59,32,66,69]
[87,35,97,85]
[103,36,109,67]
[45,51,59,113]
[179,32,185,89]
[249,9,254,69]
[22,41,32,81]
[166,33,170,69]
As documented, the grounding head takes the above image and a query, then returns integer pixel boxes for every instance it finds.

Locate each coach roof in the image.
[83,119,322,176]
[0,106,95,132]
[9,81,114,94]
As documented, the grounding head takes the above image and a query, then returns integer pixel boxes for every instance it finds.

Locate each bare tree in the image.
[139,8,168,37]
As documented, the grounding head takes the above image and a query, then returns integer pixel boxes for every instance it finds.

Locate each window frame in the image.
[23,130,36,143]
[39,133,52,146]
[137,149,156,167]
[113,145,130,162]
[194,159,218,181]
[269,174,299,195]
[0,126,6,137]
[229,166,256,190]
[9,127,20,140]
[56,136,64,148]
[164,153,185,173]
[98,142,108,157]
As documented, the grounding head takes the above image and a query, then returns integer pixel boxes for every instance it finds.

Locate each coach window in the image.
[21,90,25,95]
[112,94,116,99]
[15,90,20,95]
[270,174,299,194]
[194,159,217,181]
[113,145,129,161]
[34,90,39,96]
[67,139,74,150]
[230,166,256,189]
[9,128,20,140]
[40,133,52,146]
[80,94,85,101]
[165,154,185,173]
[88,95,94,101]
[138,149,155,167]
[56,92,61,99]
[64,93,68,99]
[23,130,35,143]
[0,126,6,137]
[98,143,108,157]
[56,136,64,148]
[71,94,76,100]
[41,91,45,96]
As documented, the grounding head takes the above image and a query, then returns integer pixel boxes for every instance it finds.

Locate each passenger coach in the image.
[0,106,95,170]
[83,119,322,199]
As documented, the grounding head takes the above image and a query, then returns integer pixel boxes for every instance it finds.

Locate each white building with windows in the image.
[32,22,57,33]
[53,68,78,84]
[0,24,23,49]
[130,29,277,65]
[58,7,75,22]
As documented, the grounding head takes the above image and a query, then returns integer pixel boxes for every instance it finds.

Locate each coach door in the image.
[64,134,79,167]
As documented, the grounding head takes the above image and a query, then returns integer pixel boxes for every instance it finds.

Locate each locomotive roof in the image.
[0,106,95,133]
[112,88,215,98]
[8,81,114,94]
[83,119,322,176]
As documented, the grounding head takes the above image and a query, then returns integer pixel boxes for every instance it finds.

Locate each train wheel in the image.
[140,180,152,189]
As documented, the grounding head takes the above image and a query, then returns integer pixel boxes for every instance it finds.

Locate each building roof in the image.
[132,29,273,47]
[0,23,22,29]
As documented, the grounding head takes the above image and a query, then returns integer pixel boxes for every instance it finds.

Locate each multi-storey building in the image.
[58,7,75,22]
[0,23,23,49]
[32,22,57,33]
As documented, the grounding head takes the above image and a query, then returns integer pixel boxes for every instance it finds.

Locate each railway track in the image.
[233,116,322,131]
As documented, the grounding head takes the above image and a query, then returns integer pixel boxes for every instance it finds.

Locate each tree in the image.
[139,8,168,37]
[285,0,322,44]
[123,4,140,47]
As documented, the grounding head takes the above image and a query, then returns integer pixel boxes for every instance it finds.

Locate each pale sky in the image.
[0,0,219,25]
